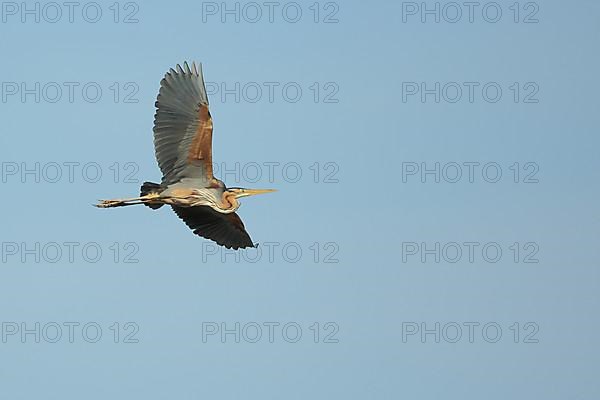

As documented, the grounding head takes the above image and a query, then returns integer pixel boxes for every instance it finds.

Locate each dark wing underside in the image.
[172,206,254,250]
[153,62,216,187]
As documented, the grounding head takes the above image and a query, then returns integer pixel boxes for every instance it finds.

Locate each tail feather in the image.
[140,182,163,209]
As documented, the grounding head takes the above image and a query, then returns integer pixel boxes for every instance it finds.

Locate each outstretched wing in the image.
[172,206,255,250]
[153,62,216,186]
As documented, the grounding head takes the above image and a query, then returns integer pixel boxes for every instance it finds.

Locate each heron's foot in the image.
[95,199,124,208]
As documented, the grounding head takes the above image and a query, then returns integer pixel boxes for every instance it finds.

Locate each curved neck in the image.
[217,191,239,213]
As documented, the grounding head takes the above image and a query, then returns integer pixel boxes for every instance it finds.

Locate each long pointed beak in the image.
[238,188,277,197]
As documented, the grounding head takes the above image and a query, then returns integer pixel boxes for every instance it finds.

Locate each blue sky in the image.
[1,0,599,398]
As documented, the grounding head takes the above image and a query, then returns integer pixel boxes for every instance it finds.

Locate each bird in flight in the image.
[96,62,275,249]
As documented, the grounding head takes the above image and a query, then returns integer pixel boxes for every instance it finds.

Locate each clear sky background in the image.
[0,0,599,398]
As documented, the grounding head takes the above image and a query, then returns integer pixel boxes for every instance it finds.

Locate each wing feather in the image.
[172,206,255,250]
[153,62,215,186]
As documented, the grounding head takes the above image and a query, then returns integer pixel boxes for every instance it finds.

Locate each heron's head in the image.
[226,187,277,199]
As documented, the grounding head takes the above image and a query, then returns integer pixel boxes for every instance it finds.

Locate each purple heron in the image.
[96,62,275,249]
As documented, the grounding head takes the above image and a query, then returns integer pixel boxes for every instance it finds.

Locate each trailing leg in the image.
[95,194,160,208]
